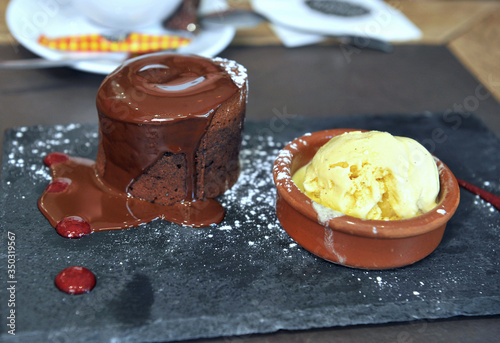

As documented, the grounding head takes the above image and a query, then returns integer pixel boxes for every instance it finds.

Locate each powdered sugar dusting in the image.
[220,134,286,231]
[2,124,95,189]
[313,201,344,225]
[214,57,247,89]
[273,148,293,192]
[272,131,314,192]
[324,227,345,264]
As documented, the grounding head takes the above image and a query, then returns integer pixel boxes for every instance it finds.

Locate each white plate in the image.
[252,0,421,42]
[6,0,236,74]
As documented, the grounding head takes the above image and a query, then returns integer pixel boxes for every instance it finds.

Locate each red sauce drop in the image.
[55,266,96,294]
[45,178,71,193]
[56,216,91,238]
[44,152,69,167]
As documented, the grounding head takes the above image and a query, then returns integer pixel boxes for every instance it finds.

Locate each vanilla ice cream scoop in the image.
[293,131,440,220]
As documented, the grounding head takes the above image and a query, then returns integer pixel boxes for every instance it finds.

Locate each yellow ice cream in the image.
[293,131,440,220]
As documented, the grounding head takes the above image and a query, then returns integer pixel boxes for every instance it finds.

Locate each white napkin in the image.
[251,0,421,47]
[199,0,229,16]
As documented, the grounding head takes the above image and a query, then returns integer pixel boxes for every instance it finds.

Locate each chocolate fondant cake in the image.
[39,53,247,232]
[95,53,248,206]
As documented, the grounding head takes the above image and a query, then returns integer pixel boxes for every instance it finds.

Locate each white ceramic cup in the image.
[72,0,183,30]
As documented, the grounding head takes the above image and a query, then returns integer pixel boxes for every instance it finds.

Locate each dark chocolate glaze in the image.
[96,53,239,195]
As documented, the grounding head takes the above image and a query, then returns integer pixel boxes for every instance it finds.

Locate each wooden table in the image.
[0,1,499,342]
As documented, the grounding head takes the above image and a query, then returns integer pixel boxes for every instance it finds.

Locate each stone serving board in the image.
[0,114,499,343]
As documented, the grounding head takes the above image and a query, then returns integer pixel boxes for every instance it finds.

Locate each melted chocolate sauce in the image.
[38,154,224,232]
[55,266,96,294]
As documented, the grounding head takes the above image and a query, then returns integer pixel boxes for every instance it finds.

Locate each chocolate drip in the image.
[98,115,212,197]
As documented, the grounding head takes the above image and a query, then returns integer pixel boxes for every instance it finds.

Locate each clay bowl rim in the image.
[273,129,461,240]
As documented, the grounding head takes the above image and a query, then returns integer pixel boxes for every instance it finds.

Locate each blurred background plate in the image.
[6,0,235,74]
[251,0,421,42]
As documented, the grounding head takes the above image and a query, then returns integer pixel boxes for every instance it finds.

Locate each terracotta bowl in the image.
[273,129,460,269]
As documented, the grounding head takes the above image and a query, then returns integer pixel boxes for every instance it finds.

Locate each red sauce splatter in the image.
[457,178,500,211]
[55,266,96,294]
[44,152,69,167]
[45,178,71,193]
[56,216,91,238]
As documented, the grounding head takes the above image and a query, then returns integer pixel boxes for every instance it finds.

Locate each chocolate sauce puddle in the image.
[39,154,224,234]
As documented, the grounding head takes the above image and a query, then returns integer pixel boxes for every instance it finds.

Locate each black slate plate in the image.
[1,114,499,343]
